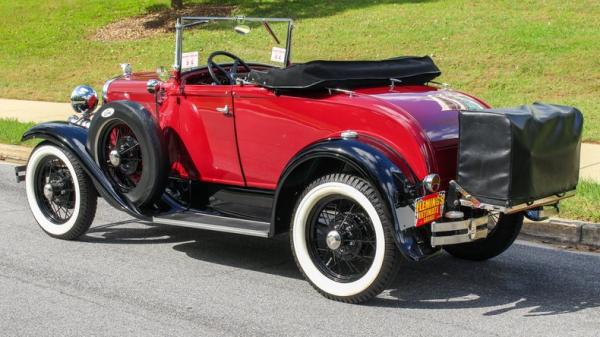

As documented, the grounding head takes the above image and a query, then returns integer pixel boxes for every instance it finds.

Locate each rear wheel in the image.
[443,213,524,261]
[290,174,400,303]
[25,144,97,240]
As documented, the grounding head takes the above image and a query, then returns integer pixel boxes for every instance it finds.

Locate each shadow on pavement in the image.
[374,243,600,316]
[84,221,600,316]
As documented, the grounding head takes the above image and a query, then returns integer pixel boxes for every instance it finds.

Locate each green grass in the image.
[0,0,599,141]
[0,119,38,146]
[0,1,598,222]
[561,180,600,223]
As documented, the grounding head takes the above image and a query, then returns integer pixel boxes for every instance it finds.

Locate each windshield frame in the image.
[173,16,294,73]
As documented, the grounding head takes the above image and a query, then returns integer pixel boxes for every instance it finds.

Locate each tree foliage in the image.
[171,0,183,9]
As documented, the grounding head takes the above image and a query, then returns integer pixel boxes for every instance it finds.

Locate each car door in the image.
[178,84,245,186]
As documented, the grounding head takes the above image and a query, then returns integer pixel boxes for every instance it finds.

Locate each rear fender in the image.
[273,138,433,261]
[22,121,150,220]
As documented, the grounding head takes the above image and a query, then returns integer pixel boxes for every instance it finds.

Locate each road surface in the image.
[0,162,598,336]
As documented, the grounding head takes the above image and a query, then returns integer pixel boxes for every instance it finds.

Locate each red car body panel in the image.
[105,71,490,191]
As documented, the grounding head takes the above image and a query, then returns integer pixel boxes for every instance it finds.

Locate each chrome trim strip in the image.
[327,88,356,97]
[153,212,270,238]
[430,215,489,246]
[431,216,487,232]
[102,77,118,103]
[431,229,488,246]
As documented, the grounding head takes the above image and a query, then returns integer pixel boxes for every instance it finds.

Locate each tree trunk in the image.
[171,0,183,9]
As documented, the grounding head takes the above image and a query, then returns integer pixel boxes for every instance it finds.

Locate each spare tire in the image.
[88,101,168,207]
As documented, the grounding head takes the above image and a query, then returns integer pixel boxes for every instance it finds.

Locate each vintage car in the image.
[15,16,583,303]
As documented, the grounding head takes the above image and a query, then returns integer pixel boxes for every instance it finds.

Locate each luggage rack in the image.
[449,180,575,214]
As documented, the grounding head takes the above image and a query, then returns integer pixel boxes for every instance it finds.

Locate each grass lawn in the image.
[0,119,38,146]
[0,0,599,223]
[561,180,600,223]
[0,0,599,141]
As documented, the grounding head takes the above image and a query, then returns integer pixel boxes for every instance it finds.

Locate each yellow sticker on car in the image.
[415,191,445,227]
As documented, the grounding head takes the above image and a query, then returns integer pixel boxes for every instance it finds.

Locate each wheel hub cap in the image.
[43,183,54,201]
[109,149,121,167]
[326,230,342,250]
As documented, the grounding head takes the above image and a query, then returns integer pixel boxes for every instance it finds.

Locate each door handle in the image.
[216,105,231,116]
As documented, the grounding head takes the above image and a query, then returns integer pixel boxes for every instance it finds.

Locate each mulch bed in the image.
[91,4,236,41]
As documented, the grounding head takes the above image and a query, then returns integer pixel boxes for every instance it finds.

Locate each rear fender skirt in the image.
[22,121,150,220]
[274,138,431,261]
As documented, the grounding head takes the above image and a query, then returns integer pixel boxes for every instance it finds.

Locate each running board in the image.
[152,212,270,238]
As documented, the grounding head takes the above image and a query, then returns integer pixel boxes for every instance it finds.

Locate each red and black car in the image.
[16,16,583,303]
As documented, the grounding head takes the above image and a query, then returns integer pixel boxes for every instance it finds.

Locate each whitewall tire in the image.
[291,174,399,303]
[25,144,97,240]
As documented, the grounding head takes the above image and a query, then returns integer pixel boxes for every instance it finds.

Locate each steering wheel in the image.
[207,51,252,85]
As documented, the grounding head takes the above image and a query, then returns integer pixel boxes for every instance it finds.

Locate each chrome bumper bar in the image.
[431,215,489,247]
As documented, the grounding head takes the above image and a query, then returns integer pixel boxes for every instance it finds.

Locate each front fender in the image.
[22,121,149,220]
[274,138,433,261]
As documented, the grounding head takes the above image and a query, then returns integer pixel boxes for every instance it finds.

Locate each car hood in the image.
[368,89,487,145]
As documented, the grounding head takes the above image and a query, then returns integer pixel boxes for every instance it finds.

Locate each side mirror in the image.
[234,24,251,35]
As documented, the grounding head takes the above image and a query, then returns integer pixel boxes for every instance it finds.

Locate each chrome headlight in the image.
[70,85,98,115]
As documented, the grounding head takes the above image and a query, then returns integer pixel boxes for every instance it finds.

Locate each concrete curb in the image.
[521,218,600,248]
[0,144,30,164]
[1,143,599,247]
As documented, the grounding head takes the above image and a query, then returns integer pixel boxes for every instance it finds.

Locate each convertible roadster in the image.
[16,16,583,303]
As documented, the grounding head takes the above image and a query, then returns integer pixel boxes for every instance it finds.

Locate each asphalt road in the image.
[1,162,599,337]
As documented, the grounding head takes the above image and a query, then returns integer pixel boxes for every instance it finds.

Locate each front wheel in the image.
[25,144,97,240]
[290,174,400,303]
[443,213,524,261]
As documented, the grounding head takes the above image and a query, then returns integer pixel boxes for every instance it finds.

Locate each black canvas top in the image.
[247,56,441,90]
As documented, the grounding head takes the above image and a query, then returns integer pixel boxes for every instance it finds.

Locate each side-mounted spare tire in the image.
[88,101,168,207]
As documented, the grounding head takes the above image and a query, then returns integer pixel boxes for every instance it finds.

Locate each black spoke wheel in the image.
[97,122,143,193]
[306,196,377,283]
[26,144,97,240]
[33,154,76,224]
[291,174,400,303]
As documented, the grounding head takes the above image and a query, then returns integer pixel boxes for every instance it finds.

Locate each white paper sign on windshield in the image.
[182,51,199,69]
[271,47,286,63]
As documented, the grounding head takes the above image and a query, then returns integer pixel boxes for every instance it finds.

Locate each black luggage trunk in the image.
[456,103,583,207]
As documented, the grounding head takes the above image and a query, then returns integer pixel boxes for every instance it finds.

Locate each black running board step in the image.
[152,212,270,238]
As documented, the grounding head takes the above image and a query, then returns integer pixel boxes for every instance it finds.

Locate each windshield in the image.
[175,17,293,72]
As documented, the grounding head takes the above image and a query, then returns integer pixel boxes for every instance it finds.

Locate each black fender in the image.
[272,138,433,261]
[22,121,150,220]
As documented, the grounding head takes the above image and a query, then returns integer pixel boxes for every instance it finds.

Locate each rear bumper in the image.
[431,215,489,247]
[429,181,571,247]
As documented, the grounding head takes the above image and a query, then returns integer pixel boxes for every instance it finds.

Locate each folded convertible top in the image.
[247,56,441,90]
